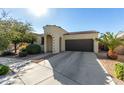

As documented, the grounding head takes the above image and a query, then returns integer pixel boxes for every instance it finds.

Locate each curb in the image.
[97,59,115,85]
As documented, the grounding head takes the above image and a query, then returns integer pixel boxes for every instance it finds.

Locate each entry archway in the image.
[46,35,53,52]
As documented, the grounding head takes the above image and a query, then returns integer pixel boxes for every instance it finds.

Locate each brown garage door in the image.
[65,39,93,52]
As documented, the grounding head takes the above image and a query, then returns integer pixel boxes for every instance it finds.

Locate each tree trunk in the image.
[107,49,118,60]
[14,43,17,53]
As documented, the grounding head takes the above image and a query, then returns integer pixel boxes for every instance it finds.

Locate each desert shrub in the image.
[0,64,10,75]
[115,63,124,81]
[26,44,41,54]
[20,48,27,52]
[1,51,15,56]
[19,48,28,57]
[19,51,27,57]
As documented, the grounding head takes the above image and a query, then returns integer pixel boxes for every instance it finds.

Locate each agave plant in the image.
[96,32,124,59]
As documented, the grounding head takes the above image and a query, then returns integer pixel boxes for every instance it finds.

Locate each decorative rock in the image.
[0,60,32,85]
[0,76,10,84]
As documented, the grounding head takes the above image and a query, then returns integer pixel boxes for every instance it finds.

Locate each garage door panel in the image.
[65,39,93,52]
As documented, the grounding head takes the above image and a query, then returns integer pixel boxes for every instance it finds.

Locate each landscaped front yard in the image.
[0,53,51,85]
[97,52,124,85]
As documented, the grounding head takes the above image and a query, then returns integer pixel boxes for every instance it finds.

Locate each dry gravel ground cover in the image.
[1,53,51,61]
[97,52,124,85]
[0,53,52,85]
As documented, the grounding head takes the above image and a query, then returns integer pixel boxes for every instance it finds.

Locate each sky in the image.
[1,8,124,34]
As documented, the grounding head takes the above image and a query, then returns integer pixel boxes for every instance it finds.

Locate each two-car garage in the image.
[65,39,93,52]
[64,31,98,53]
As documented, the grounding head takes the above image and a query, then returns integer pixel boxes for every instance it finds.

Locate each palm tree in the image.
[96,32,124,59]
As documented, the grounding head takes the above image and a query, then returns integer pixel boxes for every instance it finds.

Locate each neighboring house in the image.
[115,32,124,55]
[41,25,99,54]
[32,33,44,46]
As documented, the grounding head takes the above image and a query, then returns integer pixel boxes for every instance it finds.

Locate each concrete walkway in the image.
[13,52,114,85]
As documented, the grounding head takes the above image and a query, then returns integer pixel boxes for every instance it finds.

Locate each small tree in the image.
[0,10,14,52]
[0,10,37,54]
[10,21,32,53]
[0,10,11,52]
[11,21,32,34]
[96,32,124,59]
[9,31,22,53]
[0,32,10,52]
[22,33,37,44]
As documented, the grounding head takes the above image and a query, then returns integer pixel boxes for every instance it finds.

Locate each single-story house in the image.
[40,25,99,54]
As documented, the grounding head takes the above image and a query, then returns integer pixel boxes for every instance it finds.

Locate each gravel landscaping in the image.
[0,58,31,85]
[97,52,124,85]
[0,53,51,85]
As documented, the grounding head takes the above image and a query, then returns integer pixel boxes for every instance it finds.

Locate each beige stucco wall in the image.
[34,35,41,44]
[43,25,67,53]
[43,25,98,53]
[63,33,98,53]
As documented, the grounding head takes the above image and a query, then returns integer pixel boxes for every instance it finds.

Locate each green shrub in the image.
[115,63,124,81]
[20,48,27,52]
[19,51,27,57]
[1,51,15,56]
[26,44,41,54]
[0,64,10,75]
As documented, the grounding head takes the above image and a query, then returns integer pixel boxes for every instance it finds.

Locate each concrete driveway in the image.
[13,51,114,85]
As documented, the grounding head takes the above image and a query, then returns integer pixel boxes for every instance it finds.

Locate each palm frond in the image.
[97,32,124,51]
